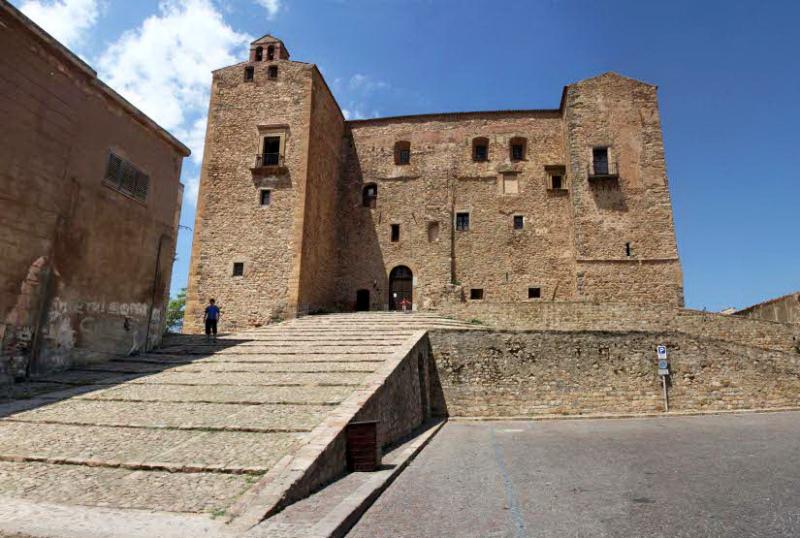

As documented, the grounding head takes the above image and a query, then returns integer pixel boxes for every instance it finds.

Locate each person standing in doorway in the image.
[204,298,221,342]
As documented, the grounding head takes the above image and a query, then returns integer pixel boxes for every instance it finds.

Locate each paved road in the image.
[349,412,800,537]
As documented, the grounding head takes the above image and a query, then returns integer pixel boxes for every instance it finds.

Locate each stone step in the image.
[79,361,380,374]
[124,371,369,386]
[125,354,387,364]
[3,400,331,433]
[79,384,352,405]
[0,422,304,473]
[0,460,251,514]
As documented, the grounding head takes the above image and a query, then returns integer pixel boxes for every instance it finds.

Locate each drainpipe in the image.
[144,233,170,353]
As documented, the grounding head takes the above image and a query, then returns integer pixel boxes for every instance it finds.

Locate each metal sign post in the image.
[657,345,670,412]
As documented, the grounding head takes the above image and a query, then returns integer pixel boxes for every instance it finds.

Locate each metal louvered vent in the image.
[104,152,150,202]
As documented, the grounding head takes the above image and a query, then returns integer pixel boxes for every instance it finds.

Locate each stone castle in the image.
[185,35,683,332]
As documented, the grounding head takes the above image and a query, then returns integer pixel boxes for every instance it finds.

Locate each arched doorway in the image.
[356,289,370,311]
[389,266,413,311]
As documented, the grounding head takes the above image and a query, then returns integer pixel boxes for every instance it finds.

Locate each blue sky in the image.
[14,0,799,311]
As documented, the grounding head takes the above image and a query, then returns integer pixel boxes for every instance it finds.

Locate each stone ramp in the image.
[0,312,469,537]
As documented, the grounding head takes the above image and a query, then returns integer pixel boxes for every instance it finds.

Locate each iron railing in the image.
[254,153,283,168]
[587,160,618,178]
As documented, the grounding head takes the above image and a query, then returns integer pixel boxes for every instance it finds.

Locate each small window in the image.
[427,221,440,242]
[513,215,524,230]
[510,137,526,161]
[268,65,278,80]
[546,165,567,190]
[232,262,244,276]
[625,242,632,256]
[472,137,489,162]
[456,212,470,231]
[262,136,281,165]
[244,66,254,81]
[267,45,275,60]
[470,288,484,300]
[394,141,411,165]
[528,287,541,299]
[255,46,263,61]
[260,189,271,206]
[362,183,377,208]
[391,224,400,242]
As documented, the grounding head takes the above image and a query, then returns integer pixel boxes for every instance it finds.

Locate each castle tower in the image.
[184,36,345,332]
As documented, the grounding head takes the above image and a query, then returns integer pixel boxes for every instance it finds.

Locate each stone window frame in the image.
[469,288,484,300]
[232,262,245,277]
[455,211,470,232]
[509,136,527,162]
[362,183,378,208]
[394,140,411,165]
[257,126,288,164]
[500,172,520,195]
[472,137,489,162]
[545,165,567,191]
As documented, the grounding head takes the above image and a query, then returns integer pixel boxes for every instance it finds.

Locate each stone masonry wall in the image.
[429,329,800,417]
[735,292,800,326]
[293,69,345,313]
[565,73,684,306]
[0,4,185,382]
[336,111,577,311]
[438,302,800,353]
[185,59,312,331]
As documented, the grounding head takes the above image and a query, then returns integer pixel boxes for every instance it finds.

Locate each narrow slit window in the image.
[391,224,400,242]
[260,190,271,206]
[456,212,470,231]
[232,262,244,276]
[528,287,541,299]
[625,242,632,256]
[470,288,484,300]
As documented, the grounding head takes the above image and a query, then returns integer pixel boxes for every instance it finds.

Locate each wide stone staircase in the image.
[0,312,471,537]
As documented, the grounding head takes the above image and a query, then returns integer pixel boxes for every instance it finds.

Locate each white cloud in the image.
[183,175,200,207]
[335,74,388,120]
[254,0,282,20]
[97,0,252,166]
[19,0,101,48]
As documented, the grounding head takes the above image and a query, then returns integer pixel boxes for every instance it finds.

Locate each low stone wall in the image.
[437,302,800,353]
[735,292,800,325]
[428,329,800,417]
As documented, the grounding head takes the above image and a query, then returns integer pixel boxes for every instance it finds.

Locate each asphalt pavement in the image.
[348,412,800,537]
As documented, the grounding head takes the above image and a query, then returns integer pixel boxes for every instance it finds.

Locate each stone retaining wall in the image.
[438,302,800,353]
[428,329,800,417]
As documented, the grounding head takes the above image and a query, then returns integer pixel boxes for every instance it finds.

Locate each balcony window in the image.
[261,136,281,165]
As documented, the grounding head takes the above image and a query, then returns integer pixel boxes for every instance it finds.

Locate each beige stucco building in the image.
[185,36,683,333]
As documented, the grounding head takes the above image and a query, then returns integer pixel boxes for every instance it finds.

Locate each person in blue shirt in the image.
[204,298,221,342]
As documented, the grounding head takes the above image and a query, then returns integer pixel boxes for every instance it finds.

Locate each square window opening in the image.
[528,287,541,299]
[513,215,524,230]
[456,212,470,231]
[232,262,244,277]
[470,288,484,300]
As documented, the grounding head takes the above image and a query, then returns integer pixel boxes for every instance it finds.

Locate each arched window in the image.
[509,137,527,161]
[394,141,411,165]
[472,137,489,162]
[267,45,275,60]
[254,46,263,61]
[362,183,378,208]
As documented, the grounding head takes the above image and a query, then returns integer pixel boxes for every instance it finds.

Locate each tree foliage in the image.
[165,288,186,333]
